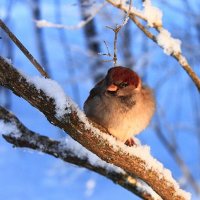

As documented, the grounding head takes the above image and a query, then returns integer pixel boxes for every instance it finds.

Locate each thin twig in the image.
[107,0,146,21]
[106,25,121,65]
[104,0,132,66]
[0,19,49,78]
[113,26,120,65]
[104,40,111,56]
[101,40,111,57]
[129,15,157,42]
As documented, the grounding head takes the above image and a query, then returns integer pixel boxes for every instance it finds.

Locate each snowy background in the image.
[0,0,200,199]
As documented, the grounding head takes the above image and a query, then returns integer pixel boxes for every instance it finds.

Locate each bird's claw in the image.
[125,138,136,147]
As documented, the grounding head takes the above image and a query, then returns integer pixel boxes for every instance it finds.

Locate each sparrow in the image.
[84,66,155,146]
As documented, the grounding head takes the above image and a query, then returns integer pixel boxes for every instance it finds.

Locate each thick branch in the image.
[0,57,190,200]
[0,106,156,200]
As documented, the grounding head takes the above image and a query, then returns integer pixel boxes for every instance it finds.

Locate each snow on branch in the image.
[142,0,162,27]
[106,0,200,91]
[0,106,160,200]
[0,57,190,200]
[35,2,106,30]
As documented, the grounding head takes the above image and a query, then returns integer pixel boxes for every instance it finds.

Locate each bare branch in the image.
[0,57,190,200]
[107,0,146,21]
[105,0,132,66]
[105,25,121,66]
[0,19,49,78]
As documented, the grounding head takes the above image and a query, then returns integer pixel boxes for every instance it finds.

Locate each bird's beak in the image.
[107,84,118,92]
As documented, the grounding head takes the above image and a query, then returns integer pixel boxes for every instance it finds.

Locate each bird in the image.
[84,66,155,146]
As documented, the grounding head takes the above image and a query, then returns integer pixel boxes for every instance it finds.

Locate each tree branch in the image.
[0,57,190,200]
[0,106,158,200]
[0,19,49,78]
[106,0,200,91]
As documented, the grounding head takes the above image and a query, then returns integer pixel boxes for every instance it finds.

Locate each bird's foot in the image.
[125,138,136,147]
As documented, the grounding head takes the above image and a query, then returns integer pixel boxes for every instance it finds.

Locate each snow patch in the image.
[143,0,162,27]
[27,76,73,117]
[136,179,162,200]
[157,29,181,55]
[4,58,12,64]
[0,120,22,137]
[59,137,125,174]
[36,20,55,28]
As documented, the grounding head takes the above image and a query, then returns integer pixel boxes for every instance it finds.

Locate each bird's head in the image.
[105,66,141,96]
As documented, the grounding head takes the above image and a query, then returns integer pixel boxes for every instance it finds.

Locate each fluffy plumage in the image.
[84,66,155,145]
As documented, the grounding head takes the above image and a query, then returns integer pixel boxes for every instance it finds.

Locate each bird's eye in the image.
[119,82,128,88]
